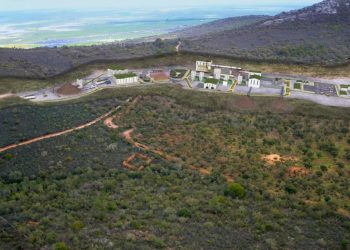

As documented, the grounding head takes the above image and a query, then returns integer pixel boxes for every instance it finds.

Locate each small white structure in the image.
[247,72,262,88]
[213,67,234,81]
[75,79,84,89]
[199,72,205,82]
[248,78,261,88]
[237,75,243,85]
[214,68,221,80]
[191,71,197,81]
[196,61,212,72]
[204,83,218,90]
[340,85,350,92]
[23,95,37,100]
[191,70,206,82]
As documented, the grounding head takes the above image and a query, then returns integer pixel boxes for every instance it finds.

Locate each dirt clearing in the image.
[262,154,298,165]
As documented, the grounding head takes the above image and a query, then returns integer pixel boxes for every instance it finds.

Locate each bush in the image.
[177,208,192,218]
[54,242,68,250]
[7,170,23,183]
[285,184,297,194]
[224,183,246,199]
[71,220,84,232]
[3,153,14,160]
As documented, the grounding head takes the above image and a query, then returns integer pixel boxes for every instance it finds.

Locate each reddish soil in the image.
[103,97,234,182]
[104,117,119,129]
[27,221,39,226]
[234,96,256,110]
[271,98,293,112]
[57,83,81,95]
[337,208,350,219]
[287,166,310,177]
[150,71,170,81]
[122,153,152,171]
[262,154,298,165]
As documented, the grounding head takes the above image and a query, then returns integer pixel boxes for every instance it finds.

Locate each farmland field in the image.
[0,85,349,249]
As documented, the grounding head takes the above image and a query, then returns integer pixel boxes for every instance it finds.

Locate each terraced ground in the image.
[0,85,349,249]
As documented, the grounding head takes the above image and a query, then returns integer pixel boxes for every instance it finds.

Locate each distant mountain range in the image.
[0,0,350,78]
[180,0,350,64]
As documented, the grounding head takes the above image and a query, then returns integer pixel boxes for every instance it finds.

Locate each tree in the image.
[54,242,68,250]
[224,183,246,199]
[177,208,192,218]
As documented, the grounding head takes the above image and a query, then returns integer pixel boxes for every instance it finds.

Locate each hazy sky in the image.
[1,0,321,11]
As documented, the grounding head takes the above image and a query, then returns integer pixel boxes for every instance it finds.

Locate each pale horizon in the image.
[1,0,321,11]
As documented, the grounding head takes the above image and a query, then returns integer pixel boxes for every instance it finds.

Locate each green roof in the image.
[204,78,219,84]
[250,74,262,80]
[115,72,137,79]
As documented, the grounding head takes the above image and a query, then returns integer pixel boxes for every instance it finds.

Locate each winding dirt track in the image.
[0,106,121,154]
[0,93,15,100]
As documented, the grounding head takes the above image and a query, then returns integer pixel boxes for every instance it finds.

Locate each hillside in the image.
[0,41,176,78]
[0,85,349,249]
[169,15,269,39]
[182,0,350,64]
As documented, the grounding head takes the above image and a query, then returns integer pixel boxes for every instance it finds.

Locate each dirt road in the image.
[0,106,121,154]
[0,93,15,100]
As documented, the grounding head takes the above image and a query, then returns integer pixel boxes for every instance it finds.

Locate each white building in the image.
[196,61,212,72]
[237,75,243,85]
[248,78,261,88]
[213,68,221,80]
[191,71,205,81]
[247,72,262,88]
[113,72,139,85]
[75,79,84,89]
[191,71,197,81]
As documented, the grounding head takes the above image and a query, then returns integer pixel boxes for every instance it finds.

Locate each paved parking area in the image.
[251,87,283,96]
[288,92,350,107]
[303,85,316,92]
[315,82,338,96]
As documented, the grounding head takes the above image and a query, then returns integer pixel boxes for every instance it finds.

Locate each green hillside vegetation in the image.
[0,85,349,249]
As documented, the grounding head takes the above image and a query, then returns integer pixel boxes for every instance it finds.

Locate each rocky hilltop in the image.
[182,0,350,64]
[262,0,350,25]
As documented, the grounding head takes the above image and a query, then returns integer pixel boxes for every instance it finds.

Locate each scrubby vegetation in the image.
[0,99,121,147]
[0,85,349,249]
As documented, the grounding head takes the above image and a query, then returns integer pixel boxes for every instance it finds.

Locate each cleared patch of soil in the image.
[104,117,119,129]
[234,96,256,110]
[287,166,310,177]
[271,98,293,112]
[150,71,170,81]
[337,208,350,219]
[262,154,298,165]
[57,83,81,95]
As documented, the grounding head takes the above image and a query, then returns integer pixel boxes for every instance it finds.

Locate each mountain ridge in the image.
[180,0,350,65]
[262,0,350,25]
